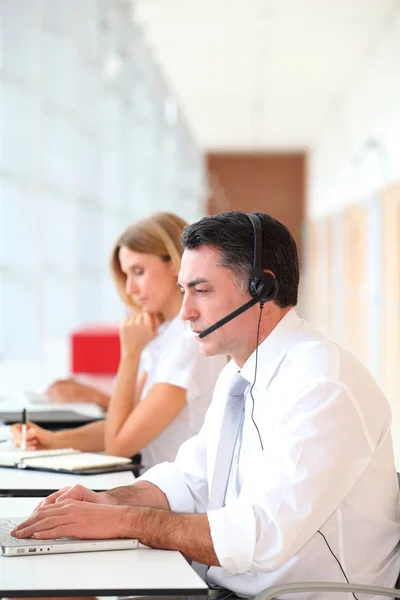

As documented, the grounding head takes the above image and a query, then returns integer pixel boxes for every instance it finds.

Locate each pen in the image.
[21,408,28,450]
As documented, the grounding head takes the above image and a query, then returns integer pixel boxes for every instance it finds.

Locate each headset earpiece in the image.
[247,214,279,303]
[249,271,278,303]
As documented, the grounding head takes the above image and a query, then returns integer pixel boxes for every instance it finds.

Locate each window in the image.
[0,0,204,360]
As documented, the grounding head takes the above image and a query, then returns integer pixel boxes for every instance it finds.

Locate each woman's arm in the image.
[105,351,142,452]
[105,312,161,456]
[56,420,106,451]
[134,371,147,408]
[105,312,187,458]
[11,420,106,452]
[105,382,187,456]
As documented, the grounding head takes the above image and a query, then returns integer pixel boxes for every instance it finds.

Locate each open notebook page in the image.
[0,448,78,466]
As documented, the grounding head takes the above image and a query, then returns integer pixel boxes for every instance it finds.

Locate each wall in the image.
[306,3,400,464]
[207,153,306,259]
[0,0,205,361]
[308,4,400,219]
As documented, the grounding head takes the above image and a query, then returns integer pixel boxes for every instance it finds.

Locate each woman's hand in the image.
[119,313,160,357]
[11,422,59,450]
[46,378,110,409]
[46,378,88,402]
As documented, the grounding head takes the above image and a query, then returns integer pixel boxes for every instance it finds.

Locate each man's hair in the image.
[181,211,299,308]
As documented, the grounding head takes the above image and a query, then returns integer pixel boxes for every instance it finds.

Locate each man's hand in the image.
[10,501,129,540]
[35,484,111,511]
[10,493,221,566]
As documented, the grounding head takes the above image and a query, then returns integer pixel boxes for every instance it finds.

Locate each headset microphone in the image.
[198,213,279,339]
[199,295,261,339]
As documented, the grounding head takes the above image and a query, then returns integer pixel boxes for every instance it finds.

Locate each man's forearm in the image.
[124,507,220,566]
[105,481,171,510]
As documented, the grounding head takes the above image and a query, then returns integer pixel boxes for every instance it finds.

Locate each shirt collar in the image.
[238,308,303,389]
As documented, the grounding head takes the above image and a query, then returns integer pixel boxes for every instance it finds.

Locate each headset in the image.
[247,213,279,303]
[198,213,279,339]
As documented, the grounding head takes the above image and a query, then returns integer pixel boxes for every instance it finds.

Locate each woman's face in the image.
[118,247,179,315]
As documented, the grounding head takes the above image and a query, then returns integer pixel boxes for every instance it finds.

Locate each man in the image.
[12,211,400,599]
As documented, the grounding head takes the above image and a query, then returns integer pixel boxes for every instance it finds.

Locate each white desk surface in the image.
[0,466,134,496]
[0,498,207,597]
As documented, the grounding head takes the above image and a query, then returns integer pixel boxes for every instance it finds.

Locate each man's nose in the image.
[180,291,197,322]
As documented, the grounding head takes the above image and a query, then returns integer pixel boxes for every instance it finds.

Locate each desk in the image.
[0,467,135,497]
[0,497,207,598]
[0,396,104,417]
[0,410,103,430]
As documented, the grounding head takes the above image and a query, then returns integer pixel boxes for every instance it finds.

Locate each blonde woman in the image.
[12,212,226,470]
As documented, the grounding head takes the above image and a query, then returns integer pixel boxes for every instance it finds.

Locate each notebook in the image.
[0,449,135,475]
[0,517,139,556]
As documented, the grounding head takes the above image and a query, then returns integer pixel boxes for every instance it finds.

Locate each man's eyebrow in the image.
[177,278,209,289]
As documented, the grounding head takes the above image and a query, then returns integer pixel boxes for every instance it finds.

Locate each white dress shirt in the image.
[141,309,400,599]
[138,315,226,470]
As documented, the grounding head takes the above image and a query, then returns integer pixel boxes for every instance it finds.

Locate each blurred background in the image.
[1,0,400,457]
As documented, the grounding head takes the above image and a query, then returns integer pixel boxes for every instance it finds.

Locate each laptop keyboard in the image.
[0,518,33,544]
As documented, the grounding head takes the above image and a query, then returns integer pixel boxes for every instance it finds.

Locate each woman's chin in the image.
[141,302,158,314]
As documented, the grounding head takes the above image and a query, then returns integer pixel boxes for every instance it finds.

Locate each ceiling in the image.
[134,0,394,151]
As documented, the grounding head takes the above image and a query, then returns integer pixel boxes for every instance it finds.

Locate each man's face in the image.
[178,246,258,358]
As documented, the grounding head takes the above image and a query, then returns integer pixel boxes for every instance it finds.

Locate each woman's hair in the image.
[110,212,188,311]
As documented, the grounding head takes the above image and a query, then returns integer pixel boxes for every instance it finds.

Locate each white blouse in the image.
[139,314,226,470]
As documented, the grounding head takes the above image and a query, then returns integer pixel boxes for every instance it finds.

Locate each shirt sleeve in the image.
[207,380,379,576]
[138,345,149,377]
[137,460,198,513]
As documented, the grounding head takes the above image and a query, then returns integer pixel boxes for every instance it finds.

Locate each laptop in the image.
[0,517,139,556]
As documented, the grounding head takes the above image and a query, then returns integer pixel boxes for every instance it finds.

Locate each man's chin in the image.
[198,338,221,357]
